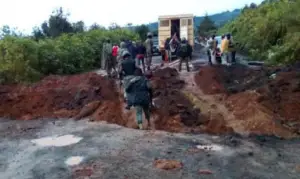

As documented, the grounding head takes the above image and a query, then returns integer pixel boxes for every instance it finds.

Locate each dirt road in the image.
[1,118,300,179]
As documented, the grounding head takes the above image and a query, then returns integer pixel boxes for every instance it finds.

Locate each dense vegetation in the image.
[0,8,138,84]
[198,15,217,37]
[219,0,300,64]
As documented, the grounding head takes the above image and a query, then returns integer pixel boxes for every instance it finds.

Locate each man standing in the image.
[128,41,137,60]
[103,38,113,77]
[117,42,127,72]
[101,40,107,69]
[145,32,153,70]
[136,41,146,73]
[221,34,230,65]
[177,38,192,72]
[112,43,119,72]
[227,34,236,63]
[125,68,153,130]
[207,35,217,65]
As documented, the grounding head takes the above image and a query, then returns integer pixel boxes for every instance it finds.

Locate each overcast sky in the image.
[0,0,263,33]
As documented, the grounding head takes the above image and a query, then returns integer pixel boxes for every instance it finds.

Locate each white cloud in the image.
[0,0,263,33]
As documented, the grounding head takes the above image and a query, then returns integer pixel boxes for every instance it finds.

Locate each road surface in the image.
[0,119,300,179]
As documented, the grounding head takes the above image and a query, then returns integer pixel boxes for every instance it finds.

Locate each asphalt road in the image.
[1,118,300,179]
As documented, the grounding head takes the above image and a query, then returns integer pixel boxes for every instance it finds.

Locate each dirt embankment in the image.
[194,65,300,138]
[1,64,299,138]
[0,73,125,124]
[0,68,213,133]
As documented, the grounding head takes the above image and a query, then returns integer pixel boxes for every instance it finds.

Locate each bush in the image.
[218,0,300,65]
[0,29,139,83]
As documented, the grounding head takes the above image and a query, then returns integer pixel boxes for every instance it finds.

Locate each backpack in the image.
[125,76,150,106]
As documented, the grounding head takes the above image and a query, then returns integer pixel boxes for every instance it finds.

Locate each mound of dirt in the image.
[151,68,206,132]
[196,65,300,137]
[256,71,300,133]
[0,72,120,120]
[194,65,269,94]
[194,64,300,138]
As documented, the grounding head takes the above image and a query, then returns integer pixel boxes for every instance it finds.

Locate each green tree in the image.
[0,25,22,38]
[0,9,140,84]
[198,15,217,37]
[89,23,105,31]
[108,23,121,30]
[44,7,74,37]
[218,0,300,64]
[72,21,85,33]
[135,24,149,41]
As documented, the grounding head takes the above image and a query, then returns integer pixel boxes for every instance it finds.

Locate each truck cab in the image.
[158,14,194,59]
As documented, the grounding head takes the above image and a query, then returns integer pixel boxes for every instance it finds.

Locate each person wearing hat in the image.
[144,32,153,70]
[177,37,192,72]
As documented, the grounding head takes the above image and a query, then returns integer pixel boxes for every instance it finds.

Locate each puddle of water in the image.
[31,135,83,147]
[65,156,84,166]
[196,144,224,151]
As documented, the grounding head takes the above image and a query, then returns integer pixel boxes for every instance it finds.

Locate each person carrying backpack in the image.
[125,68,153,130]
[119,50,138,109]
[177,38,192,72]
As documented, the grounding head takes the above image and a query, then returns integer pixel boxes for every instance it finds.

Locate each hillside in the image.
[218,0,300,64]
[146,9,241,31]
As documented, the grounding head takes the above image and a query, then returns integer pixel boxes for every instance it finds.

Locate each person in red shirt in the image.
[112,44,119,73]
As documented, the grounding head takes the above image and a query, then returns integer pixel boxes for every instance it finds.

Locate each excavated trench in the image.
[0,65,300,138]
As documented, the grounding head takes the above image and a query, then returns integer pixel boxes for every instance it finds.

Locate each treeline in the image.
[218,0,300,64]
[0,8,139,84]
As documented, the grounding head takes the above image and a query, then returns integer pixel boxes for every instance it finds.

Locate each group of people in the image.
[100,32,193,129]
[206,33,236,66]
[101,32,154,77]
[101,32,155,130]
[164,33,193,72]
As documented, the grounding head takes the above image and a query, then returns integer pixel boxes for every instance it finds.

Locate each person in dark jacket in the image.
[128,41,137,59]
[136,41,146,73]
[177,38,192,72]
[125,68,153,130]
[119,50,137,77]
[119,50,138,109]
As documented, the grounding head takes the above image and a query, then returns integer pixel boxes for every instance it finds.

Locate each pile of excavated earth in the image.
[194,63,300,138]
[0,63,300,138]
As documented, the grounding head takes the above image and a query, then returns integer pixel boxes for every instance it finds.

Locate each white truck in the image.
[158,14,194,59]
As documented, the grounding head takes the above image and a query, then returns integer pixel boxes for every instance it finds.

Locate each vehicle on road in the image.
[158,14,194,60]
